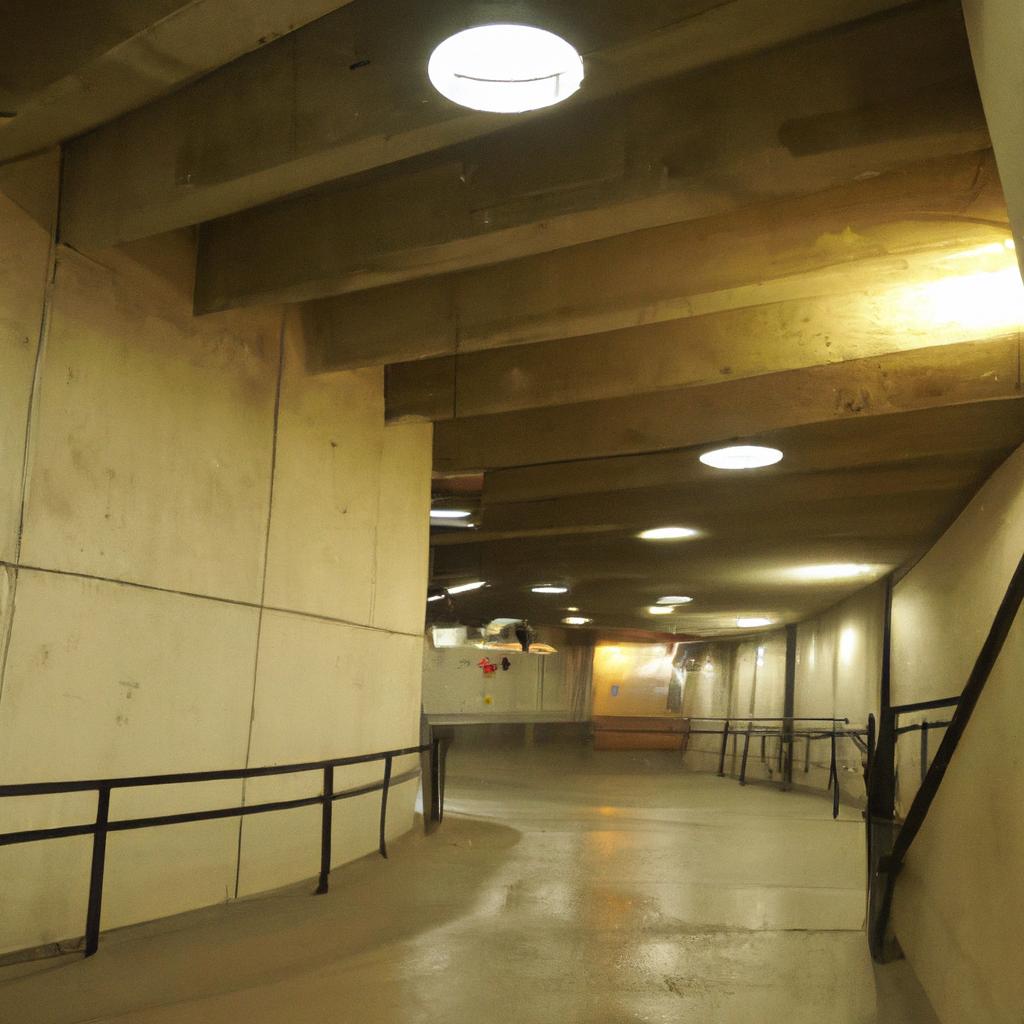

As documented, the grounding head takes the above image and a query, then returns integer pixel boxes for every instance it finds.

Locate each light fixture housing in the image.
[430,509,472,519]
[427,24,584,114]
[531,584,568,594]
[700,445,783,470]
[657,595,693,605]
[562,616,591,626]
[736,616,772,628]
[638,526,698,541]
[447,580,487,594]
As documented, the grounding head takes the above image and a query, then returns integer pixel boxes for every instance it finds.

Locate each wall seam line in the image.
[233,311,286,901]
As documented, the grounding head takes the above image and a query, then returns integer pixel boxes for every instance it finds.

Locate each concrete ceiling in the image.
[9,0,1024,638]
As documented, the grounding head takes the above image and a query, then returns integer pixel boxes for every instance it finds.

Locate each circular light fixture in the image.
[647,605,674,615]
[700,445,783,470]
[430,509,472,519]
[789,563,875,581]
[566,606,580,612]
[563,615,591,626]
[427,24,584,114]
[736,616,772,629]
[657,595,693,605]
[447,580,487,594]
[638,526,698,541]
[531,584,568,594]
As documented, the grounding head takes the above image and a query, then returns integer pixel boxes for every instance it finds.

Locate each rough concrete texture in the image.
[0,748,940,1023]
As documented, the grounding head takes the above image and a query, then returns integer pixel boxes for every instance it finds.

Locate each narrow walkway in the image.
[0,747,938,1023]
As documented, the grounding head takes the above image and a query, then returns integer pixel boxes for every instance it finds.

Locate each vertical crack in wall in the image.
[232,309,287,900]
[0,161,59,707]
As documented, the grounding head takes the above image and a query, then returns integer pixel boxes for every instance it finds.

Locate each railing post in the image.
[829,724,840,820]
[738,726,752,785]
[717,720,730,777]
[429,737,441,823]
[378,754,393,858]
[438,740,448,822]
[316,764,333,894]
[84,784,111,958]
[919,723,929,787]
[804,734,812,773]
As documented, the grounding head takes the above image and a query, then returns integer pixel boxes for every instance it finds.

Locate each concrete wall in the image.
[421,637,569,717]
[0,153,432,954]
[890,443,1024,1023]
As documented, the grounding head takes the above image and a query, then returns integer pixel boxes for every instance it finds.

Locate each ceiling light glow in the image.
[447,580,487,594]
[657,595,692,605]
[427,24,584,114]
[790,563,876,581]
[430,509,471,519]
[647,605,674,615]
[563,616,592,626]
[638,526,698,541]
[700,445,783,470]
[737,616,772,628]
[531,585,568,594]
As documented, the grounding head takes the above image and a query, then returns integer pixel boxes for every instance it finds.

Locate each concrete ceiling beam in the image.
[315,150,1006,374]
[432,338,1022,472]
[188,1,984,312]
[0,0,354,164]
[54,0,912,251]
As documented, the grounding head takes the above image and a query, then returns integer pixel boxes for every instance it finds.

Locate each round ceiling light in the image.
[447,580,487,594]
[563,615,592,626]
[430,509,471,519]
[427,24,584,114]
[700,445,783,470]
[531,584,568,594]
[736,616,773,628]
[657,595,693,604]
[647,605,674,615]
[638,526,698,541]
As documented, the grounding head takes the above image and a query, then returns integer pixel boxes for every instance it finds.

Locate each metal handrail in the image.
[868,551,1024,960]
[0,737,449,958]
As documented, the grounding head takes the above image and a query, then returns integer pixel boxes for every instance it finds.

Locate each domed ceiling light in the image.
[428,23,584,113]
[657,595,693,604]
[700,445,783,470]
[736,616,773,629]
[638,526,698,541]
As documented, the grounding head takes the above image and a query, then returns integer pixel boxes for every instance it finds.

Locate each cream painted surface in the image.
[372,421,433,635]
[891,443,1024,1022]
[680,643,735,770]
[262,311,384,624]
[421,641,569,716]
[0,163,432,954]
[20,237,280,603]
[0,160,53,564]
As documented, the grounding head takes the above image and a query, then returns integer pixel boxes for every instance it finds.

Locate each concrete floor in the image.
[0,747,939,1023]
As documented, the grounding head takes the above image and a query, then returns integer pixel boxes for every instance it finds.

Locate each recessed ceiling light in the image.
[736,616,772,628]
[657,595,693,604]
[647,605,674,615]
[427,24,584,114]
[790,563,876,581]
[566,606,580,612]
[426,594,445,603]
[430,509,471,519]
[562,616,592,626]
[447,580,487,594]
[638,526,698,541]
[531,585,568,594]
[700,445,783,470]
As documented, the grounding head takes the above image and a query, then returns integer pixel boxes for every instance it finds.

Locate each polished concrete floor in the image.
[0,747,939,1023]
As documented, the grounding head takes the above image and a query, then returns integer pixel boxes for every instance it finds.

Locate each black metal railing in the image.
[0,736,449,958]
[867,552,1024,961]
[686,715,871,819]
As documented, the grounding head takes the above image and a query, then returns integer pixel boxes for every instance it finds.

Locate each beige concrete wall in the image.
[679,643,735,771]
[890,443,1024,1023]
[0,156,432,954]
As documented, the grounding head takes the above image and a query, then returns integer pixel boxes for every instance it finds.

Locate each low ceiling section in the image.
[9,0,1024,637]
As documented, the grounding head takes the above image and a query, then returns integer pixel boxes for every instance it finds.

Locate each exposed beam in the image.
[318,150,1006,373]
[191,1,985,312]
[0,1,353,163]
[432,338,1022,471]
[482,400,1024,504]
[56,0,912,250]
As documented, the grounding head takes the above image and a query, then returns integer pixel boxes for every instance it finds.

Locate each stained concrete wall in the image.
[0,153,432,954]
[890,443,1024,1023]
